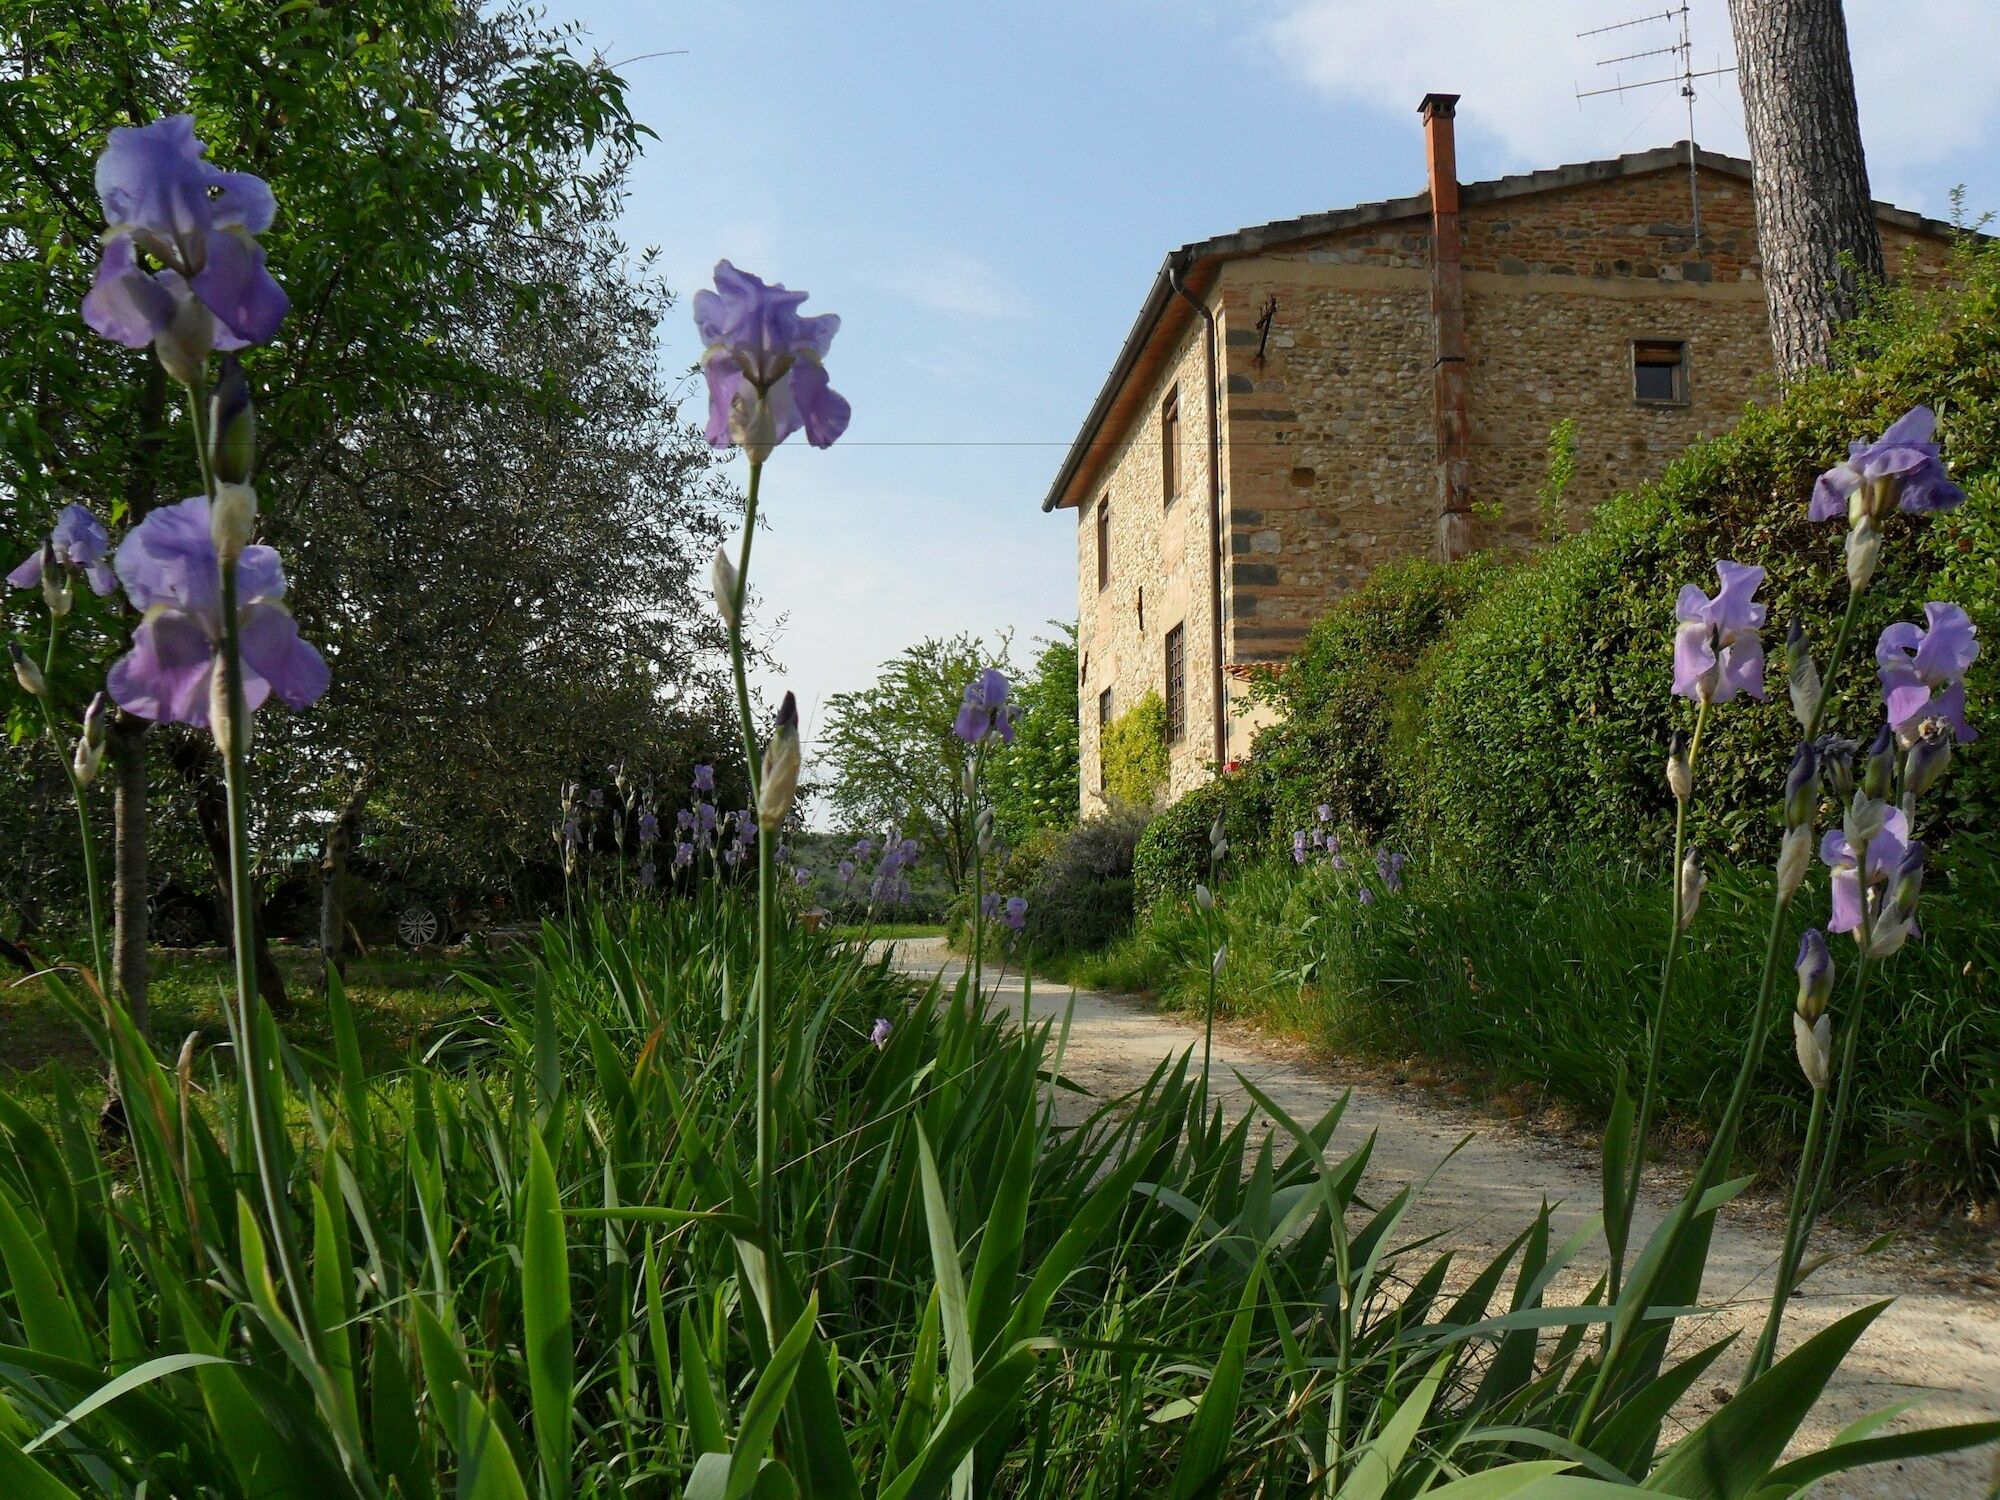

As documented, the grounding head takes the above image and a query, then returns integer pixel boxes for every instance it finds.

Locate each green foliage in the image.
[1003,806,1151,955]
[986,625,1080,845]
[1248,554,1502,841]
[1130,770,1275,909]
[1539,417,1581,541]
[820,633,1010,891]
[1100,689,1168,807]
[1089,847,2000,1201]
[1393,237,2000,867]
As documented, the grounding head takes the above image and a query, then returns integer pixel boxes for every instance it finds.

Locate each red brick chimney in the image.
[1421,92,1472,560]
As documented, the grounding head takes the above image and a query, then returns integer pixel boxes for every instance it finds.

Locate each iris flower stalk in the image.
[696,260,849,1274]
[18,615,111,1001]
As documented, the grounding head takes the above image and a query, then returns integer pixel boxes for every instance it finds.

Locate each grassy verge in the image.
[1061,850,2000,1206]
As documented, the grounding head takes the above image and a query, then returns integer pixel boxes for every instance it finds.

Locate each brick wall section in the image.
[1071,160,1958,813]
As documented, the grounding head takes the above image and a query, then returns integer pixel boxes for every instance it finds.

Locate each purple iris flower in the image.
[1315,804,1332,822]
[954,668,1018,745]
[1877,603,1979,744]
[1292,830,1308,865]
[723,844,744,870]
[673,841,694,870]
[837,859,856,883]
[692,763,715,794]
[981,892,1001,919]
[1672,560,1767,703]
[868,1017,893,1050]
[793,866,811,887]
[560,815,581,847]
[82,117,288,367]
[1819,805,1911,935]
[851,837,875,861]
[1357,885,1377,906]
[637,861,657,888]
[637,810,661,845]
[695,802,718,838]
[104,496,327,727]
[1810,406,1965,520]
[1002,896,1028,932]
[586,787,605,809]
[8,505,118,598]
[1376,848,1406,891]
[694,261,850,460]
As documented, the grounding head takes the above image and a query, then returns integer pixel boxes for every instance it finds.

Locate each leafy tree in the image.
[986,623,1079,844]
[819,633,1011,892]
[2,1,737,997]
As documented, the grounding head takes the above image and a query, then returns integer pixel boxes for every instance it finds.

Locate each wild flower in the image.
[673,841,694,870]
[1376,847,1406,891]
[1357,885,1376,906]
[694,260,851,462]
[1002,896,1027,931]
[867,1016,892,1050]
[954,667,1017,745]
[82,116,289,382]
[637,809,660,845]
[104,495,327,734]
[7,504,118,599]
[1809,405,1966,520]
[1876,603,1979,744]
[1671,560,1767,703]
[693,763,716,794]
[837,859,855,884]
[1292,830,1308,864]
[1818,803,1912,937]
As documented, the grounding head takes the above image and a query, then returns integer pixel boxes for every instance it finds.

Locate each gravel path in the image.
[883,938,2000,1499]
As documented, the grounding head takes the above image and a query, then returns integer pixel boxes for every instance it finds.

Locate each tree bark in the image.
[111,359,168,1034]
[109,714,150,1032]
[1727,0,1884,376]
[171,737,291,1014]
[319,774,372,981]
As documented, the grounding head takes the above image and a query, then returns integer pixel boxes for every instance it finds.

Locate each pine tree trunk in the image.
[1727,0,1884,376]
[109,713,150,1032]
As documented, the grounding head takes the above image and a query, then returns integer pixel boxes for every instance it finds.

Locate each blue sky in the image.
[562,0,2000,770]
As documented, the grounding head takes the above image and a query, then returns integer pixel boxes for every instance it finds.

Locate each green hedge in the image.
[1249,554,1504,841]
[1130,770,1275,909]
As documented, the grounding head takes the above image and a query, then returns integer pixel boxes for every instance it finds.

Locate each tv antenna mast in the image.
[1575,5,1736,243]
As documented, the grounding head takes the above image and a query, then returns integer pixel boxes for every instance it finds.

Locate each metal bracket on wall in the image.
[1254,295,1278,366]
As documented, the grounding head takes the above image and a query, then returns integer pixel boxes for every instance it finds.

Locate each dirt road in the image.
[885,938,2000,1499]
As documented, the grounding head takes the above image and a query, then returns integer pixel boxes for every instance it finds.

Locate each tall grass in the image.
[1073,850,2000,1203]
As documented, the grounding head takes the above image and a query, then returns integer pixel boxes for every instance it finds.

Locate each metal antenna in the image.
[1574,3,1736,245]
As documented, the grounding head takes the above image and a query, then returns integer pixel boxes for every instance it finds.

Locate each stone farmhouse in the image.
[1043,93,1960,812]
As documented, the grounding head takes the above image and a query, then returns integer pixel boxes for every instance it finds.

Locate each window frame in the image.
[1632,338,1689,407]
[1097,686,1114,792]
[1161,386,1181,508]
[1095,494,1111,592]
[1163,623,1186,744]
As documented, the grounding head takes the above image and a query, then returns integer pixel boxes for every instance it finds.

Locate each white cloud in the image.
[1253,0,2000,213]
[872,251,1034,320]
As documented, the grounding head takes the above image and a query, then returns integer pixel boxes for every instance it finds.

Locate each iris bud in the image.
[1861,724,1896,801]
[1889,840,1924,913]
[1816,734,1858,802]
[155,295,216,387]
[209,356,257,484]
[976,805,995,851]
[1786,620,1821,729]
[1845,517,1881,593]
[1793,1012,1833,1091]
[1194,882,1213,913]
[1903,718,1953,799]
[1842,791,1888,851]
[757,691,801,832]
[1867,908,1916,959]
[40,540,73,617]
[1780,742,1817,828]
[1775,824,1810,903]
[1666,730,1692,804]
[1211,943,1227,977]
[1794,928,1834,1022]
[1209,813,1228,863]
[210,482,258,565]
[1676,844,1706,929]
[712,548,740,629]
[72,691,109,786]
[9,639,45,697]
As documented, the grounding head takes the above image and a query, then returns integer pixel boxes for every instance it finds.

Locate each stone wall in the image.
[1074,319,1218,814]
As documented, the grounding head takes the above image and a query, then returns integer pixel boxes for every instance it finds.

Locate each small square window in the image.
[1633,340,1687,404]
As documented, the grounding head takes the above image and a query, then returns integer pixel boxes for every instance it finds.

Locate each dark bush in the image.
[1248,553,1503,840]
[1015,806,1152,954]
[1130,769,1276,909]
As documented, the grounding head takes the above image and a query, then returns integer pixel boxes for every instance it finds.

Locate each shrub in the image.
[1101,689,1168,806]
[988,626,1081,845]
[1011,806,1151,954]
[1248,553,1503,839]
[1131,769,1276,908]
[1392,237,2000,868]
